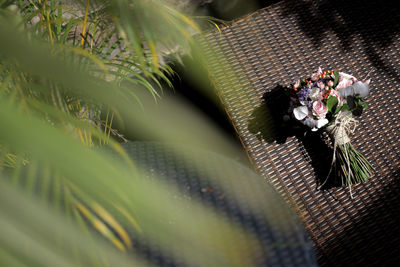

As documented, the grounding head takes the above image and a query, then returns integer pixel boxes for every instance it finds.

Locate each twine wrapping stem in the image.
[318,112,358,193]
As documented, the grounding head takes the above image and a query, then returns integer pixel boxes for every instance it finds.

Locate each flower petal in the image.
[304,118,317,128]
[293,106,309,120]
[316,118,329,128]
[309,88,320,100]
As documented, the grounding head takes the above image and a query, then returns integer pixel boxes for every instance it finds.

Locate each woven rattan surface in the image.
[113,141,316,266]
[199,0,400,265]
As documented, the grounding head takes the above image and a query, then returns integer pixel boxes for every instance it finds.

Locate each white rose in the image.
[309,88,320,101]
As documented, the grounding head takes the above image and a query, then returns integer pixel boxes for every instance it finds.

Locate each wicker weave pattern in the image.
[115,142,317,266]
[200,1,400,265]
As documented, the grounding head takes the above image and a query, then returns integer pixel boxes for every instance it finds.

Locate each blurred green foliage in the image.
[0,0,310,265]
[0,1,267,266]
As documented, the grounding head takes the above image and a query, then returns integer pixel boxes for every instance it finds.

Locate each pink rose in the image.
[336,78,353,89]
[329,89,343,105]
[317,81,325,89]
[313,100,328,118]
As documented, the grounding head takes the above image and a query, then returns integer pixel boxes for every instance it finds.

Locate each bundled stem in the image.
[336,143,375,186]
[320,112,375,198]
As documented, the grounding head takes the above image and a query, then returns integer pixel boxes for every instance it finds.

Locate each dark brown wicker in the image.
[199,0,400,265]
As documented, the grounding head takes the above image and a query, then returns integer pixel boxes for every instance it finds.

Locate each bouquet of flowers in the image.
[287,68,374,197]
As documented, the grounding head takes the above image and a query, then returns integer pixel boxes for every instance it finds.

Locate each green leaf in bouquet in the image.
[333,70,339,87]
[355,97,362,106]
[352,97,365,116]
[327,96,338,113]
[347,96,356,110]
[341,104,350,112]
[353,97,368,110]
[334,104,350,115]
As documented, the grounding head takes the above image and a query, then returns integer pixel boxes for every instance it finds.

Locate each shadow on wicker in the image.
[248,84,341,189]
[318,168,400,265]
[280,0,400,81]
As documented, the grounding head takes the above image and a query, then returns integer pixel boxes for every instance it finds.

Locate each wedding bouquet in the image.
[287,68,374,197]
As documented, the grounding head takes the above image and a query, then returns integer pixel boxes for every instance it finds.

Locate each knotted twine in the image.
[318,111,358,198]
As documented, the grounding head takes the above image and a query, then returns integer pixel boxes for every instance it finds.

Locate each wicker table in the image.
[199,0,400,265]
[114,142,317,266]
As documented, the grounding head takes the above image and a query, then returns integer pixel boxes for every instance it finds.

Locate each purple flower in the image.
[298,88,311,102]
